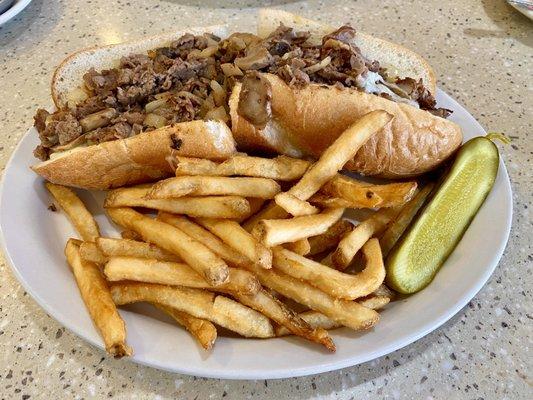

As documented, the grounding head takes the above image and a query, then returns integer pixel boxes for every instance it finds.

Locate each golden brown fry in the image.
[308,195,357,209]
[273,244,385,300]
[146,176,281,199]
[284,239,311,256]
[253,208,344,247]
[64,239,132,357]
[104,257,260,295]
[234,289,335,351]
[308,220,353,256]
[110,282,274,338]
[380,183,435,257]
[174,155,311,181]
[331,207,400,270]
[96,237,181,263]
[105,187,250,219]
[79,241,107,264]
[276,311,340,335]
[373,284,396,298]
[173,157,219,176]
[274,193,319,216]
[239,261,379,331]
[154,304,217,350]
[284,111,393,201]
[357,295,390,310]
[106,208,229,286]
[275,296,389,336]
[46,183,100,241]
[157,213,248,267]
[195,218,272,269]
[320,175,418,208]
[235,198,266,223]
[121,229,142,241]
[68,238,83,246]
[242,201,287,232]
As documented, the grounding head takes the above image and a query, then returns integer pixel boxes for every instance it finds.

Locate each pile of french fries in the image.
[46,110,434,356]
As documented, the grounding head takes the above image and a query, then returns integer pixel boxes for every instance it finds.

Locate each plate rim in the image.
[0,89,513,380]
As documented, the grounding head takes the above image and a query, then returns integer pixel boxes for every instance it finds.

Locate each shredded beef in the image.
[73,96,107,118]
[34,109,49,133]
[33,25,450,160]
[83,68,119,93]
[33,145,50,161]
[55,113,83,145]
[86,122,131,144]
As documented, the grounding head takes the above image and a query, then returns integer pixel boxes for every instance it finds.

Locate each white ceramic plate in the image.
[0,0,32,26]
[0,89,512,379]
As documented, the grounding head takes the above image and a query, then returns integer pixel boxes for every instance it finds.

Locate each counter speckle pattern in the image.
[0,0,531,399]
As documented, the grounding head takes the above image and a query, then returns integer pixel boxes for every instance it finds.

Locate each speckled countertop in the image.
[0,0,531,398]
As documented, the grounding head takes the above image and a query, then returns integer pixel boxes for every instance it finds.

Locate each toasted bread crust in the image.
[230,74,462,178]
[32,121,236,190]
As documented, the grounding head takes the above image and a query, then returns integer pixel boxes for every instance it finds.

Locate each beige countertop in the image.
[0,0,531,399]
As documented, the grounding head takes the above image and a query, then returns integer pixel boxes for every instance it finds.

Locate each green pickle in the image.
[385,137,500,294]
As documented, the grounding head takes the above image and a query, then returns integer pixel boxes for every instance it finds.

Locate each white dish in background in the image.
[507,0,533,21]
[0,0,15,15]
[0,89,512,379]
[0,0,32,26]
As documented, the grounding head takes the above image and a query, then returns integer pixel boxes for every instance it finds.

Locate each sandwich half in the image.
[31,26,236,190]
[229,9,462,178]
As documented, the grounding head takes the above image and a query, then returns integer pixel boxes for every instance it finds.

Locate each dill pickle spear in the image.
[385,137,499,294]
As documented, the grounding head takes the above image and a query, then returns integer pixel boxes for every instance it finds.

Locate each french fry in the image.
[331,207,400,270]
[110,282,274,338]
[79,241,107,264]
[239,261,379,331]
[106,208,229,286]
[242,201,288,232]
[64,239,132,357]
[308,220,353,255]
[154,304,217,350]
[234,289,335,351]
[358,295,390,310]
[157,213,248,267]
[96,237,181,263]
[308,194,353,209]
[195,218,272,269]
[274,192,319,216]
[280,111,393,203]
[104,187,250,219]
[275,296,389,336]
[104,257,260,295]
[253,208,344,247]
[234,198,265,223]
[276,311,340,335]
[121,229,142,241]
[310,194,415,210]
[273,243,385,300]
[320,175,418,208]
[146,176,281,199]
[380,183,435,257]
[174,155,311,181]
[284,239,310,256]
[373,284,396,298]
[173,157,219,176]
[46,183,100,241]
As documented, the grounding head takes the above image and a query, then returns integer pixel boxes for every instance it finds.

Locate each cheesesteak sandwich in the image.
[31,9,461,189]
